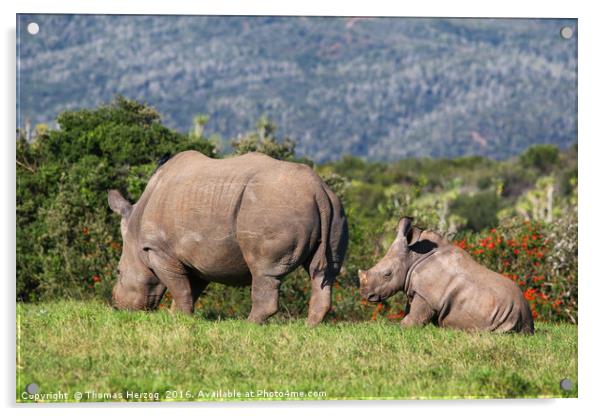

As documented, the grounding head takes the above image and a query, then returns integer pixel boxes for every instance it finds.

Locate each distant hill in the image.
[17,15,577,162]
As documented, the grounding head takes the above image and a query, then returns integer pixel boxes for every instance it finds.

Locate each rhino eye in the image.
[384,270,393,280]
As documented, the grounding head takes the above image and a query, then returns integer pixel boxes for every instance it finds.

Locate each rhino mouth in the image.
[367,294,382,303]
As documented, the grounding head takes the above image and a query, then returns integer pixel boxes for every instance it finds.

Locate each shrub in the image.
[450,191,502,231]
[16,97,216,301]
[230,116,296,161]
[16,98,577,325]
[519,144,560,173]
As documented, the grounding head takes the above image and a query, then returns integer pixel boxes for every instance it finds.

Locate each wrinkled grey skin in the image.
[109,151,348,326]
[359,217,534,334]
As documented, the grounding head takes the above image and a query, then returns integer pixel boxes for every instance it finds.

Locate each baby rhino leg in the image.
[400,294,435,328]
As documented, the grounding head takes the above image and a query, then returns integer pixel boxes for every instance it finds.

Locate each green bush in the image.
[16,97,216,301]
[16,98,577,324]
[450,191,502,231]
[519,144,560,173]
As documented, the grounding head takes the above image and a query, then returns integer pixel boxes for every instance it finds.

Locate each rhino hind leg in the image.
[307,272,332,327]
[519,302,535,335]
[247,274,281,324]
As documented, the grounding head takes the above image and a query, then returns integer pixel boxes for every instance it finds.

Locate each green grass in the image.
[17,300,577,402]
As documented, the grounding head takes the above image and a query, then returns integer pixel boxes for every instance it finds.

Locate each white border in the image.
[3,1,601,415]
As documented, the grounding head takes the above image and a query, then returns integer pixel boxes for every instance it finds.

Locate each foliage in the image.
[519,144,560,173]
[450,191,502,231]
[16,99,577,325]
[18,301,577,401]
[16,97,216,301]
[230,116,297,161]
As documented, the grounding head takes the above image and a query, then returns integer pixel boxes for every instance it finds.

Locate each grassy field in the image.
[16,301,577,402]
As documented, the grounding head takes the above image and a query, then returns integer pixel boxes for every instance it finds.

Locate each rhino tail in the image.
[309,185,333,284]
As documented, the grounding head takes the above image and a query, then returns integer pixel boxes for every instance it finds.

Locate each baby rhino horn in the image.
[358,269,367,286]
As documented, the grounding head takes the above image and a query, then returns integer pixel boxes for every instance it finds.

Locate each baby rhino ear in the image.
[108,189,132,219]
[391,216,413,253]
[397,216,413,239]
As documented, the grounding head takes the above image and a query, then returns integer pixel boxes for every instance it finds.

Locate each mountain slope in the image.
[17,15,577,162]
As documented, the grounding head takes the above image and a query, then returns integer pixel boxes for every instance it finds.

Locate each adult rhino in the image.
[108,151,348,326]
[359,217,534,334]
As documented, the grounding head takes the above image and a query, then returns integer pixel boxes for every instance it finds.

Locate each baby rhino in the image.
[359,217,534,334]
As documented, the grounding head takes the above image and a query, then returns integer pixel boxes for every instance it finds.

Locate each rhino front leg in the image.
[400,294,435,328]
[147,250,197,314]
[170,278,209,313]
[307,272,333,327]
[247,274,281,324]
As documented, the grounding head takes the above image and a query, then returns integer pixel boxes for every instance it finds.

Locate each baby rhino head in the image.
[359,217,414,303]
[108,190,166,311]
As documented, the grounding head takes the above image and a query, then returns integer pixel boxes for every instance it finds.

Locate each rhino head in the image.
[358,216,414,303]
[108,190,166,311]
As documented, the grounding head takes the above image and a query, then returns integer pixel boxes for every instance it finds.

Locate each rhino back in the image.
[131,151,323,282]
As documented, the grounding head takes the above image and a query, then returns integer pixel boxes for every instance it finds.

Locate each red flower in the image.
[371,303,383,321]
[455,240,467,249]
[490,228,497,234]
[82,227,89,235]
[487,242,495,249]
[92,274,101,283]
[513,249,520,255]
[523,288,537,301]
[387,311,405,320]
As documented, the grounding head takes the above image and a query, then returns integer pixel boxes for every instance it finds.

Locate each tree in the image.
[16,97,217,301]
[450,191,502,231]
[230,116,296,161]
[519,144,560,173]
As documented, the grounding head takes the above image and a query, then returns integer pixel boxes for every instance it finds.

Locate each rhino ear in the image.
[108,189,132,219]
[397,217,413,239]
[393,216,413,252]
